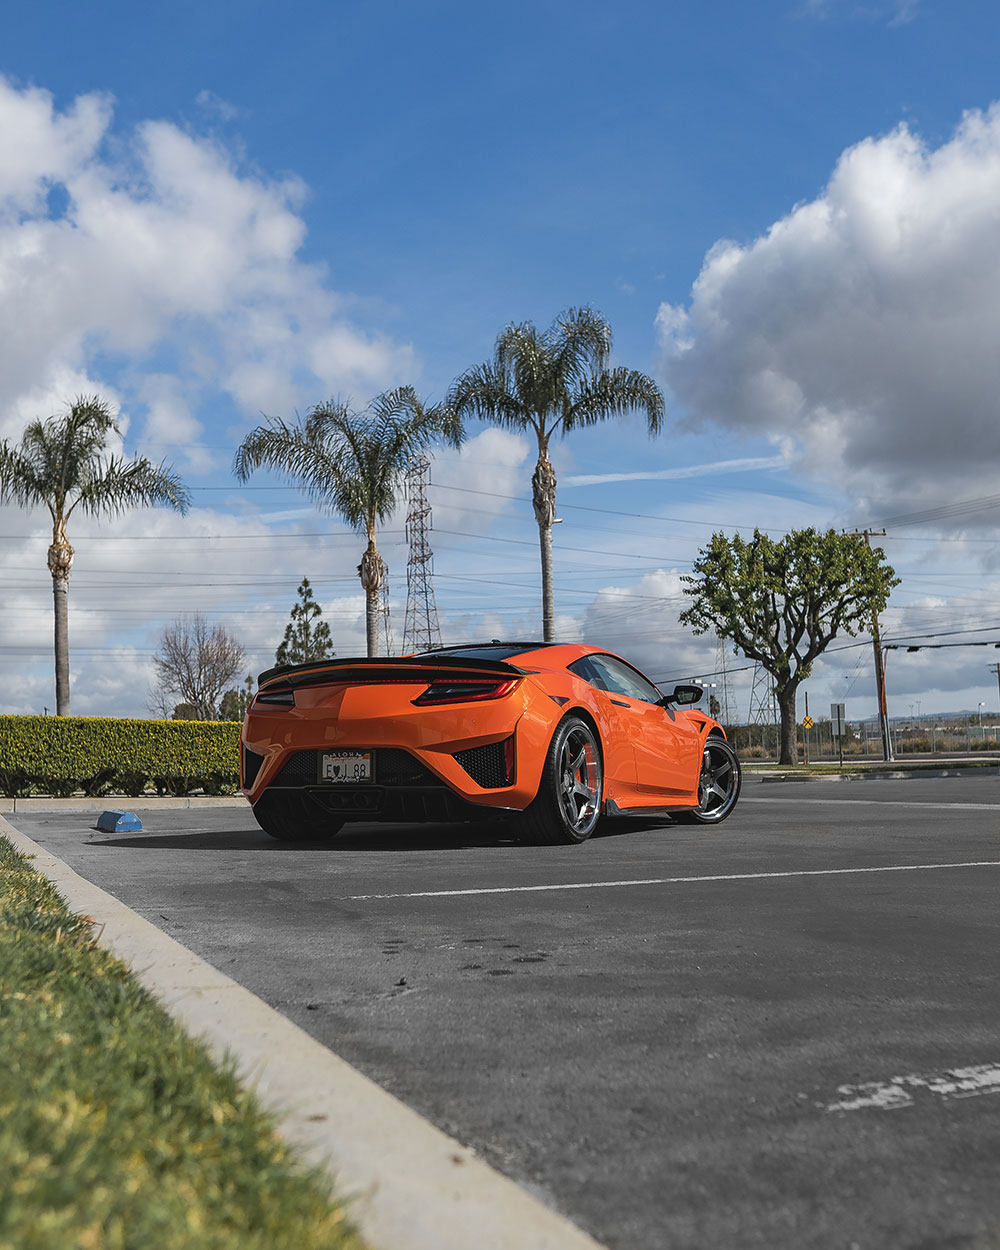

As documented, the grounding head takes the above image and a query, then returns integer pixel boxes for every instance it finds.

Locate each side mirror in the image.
[661,683,703,708]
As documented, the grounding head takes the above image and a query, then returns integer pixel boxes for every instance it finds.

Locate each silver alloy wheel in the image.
[556,723,602,837]
[695,737,741,822]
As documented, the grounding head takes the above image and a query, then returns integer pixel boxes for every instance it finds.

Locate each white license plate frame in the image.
[318,751,373,784]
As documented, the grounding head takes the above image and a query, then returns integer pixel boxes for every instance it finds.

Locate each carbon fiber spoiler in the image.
[257,654,529,690]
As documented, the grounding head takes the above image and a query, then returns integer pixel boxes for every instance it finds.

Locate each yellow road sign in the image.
[803,715,814,729]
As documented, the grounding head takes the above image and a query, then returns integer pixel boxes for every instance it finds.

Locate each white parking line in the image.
[825,1063,1000,1112]
[744,798,1000,810]
[345,860,1000,901]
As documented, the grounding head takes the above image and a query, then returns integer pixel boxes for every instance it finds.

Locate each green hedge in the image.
[0,716,241,798]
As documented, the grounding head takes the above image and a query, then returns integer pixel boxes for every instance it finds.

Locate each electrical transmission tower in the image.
[714,635,736,725]
[402,456,442,653]
[747,661,778,759]
[747,661,776,724]
[379,571,395,656]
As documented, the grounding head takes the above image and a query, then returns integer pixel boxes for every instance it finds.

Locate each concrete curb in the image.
[752,766,1000,783]
[0,814,605,1250]
[0,795,249,814]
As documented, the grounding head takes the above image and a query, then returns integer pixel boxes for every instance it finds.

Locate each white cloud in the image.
[195,90,240,122]
[427,428,531,531]
[657,104,1000,526]
[799,0,918,24]
[0,76,413,450]
[562,455,787,488]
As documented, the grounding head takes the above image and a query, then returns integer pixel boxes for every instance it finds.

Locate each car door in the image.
[584,654,699,799]
[565,655,637,796]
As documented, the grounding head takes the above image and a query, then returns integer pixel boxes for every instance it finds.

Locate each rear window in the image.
[415,643,546,662]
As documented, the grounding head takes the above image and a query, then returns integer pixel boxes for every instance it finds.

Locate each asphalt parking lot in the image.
[11,774,1000,1250]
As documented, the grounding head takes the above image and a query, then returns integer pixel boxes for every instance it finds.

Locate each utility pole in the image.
[846,528,893,761]
[990,663,1000,710]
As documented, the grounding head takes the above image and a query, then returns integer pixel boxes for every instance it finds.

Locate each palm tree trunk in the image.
[532,451,557,643]
[358,537,385,658]
[48,523,74,716]
[365,589,380,658]
[52,573,71,715]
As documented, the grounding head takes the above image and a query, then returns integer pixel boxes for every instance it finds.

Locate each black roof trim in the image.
[415,641,553,655]
[257,654,529,688]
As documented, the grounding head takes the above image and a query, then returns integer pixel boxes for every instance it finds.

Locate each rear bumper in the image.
[242,740,534,816]
[253,777,512,826]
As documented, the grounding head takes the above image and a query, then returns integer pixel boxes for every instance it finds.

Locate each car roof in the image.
[415,641,553,661]
[416,641,625,668]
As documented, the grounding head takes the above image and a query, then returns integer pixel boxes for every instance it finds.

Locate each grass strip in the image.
[0,835,368,1250]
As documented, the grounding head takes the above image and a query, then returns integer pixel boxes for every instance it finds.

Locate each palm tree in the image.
[447,307,664,641]
[0,396,190,716]
[234,387,462,657]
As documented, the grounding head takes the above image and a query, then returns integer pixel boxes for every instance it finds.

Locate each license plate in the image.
[319,751,373,784]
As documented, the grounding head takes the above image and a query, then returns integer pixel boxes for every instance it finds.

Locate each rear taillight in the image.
[412,678,521,707]
[252,688,295,708]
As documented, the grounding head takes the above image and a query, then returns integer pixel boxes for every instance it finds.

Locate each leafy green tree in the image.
[171,702,198,721]
[275,578,335,666]
[218,690,245,721]
[218,674,255,722]
[447,307,663,640]
[0,396,189,716]
[680,528,899,765]
[234,387,462,657]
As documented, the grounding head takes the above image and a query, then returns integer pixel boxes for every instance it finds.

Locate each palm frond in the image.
[549,307,612,388]
[0,395,189,521]
[69,456,191,519]
[234,387,460,536]
[562,367,665,434]
[446,362,536,433]
[0,443,48,510]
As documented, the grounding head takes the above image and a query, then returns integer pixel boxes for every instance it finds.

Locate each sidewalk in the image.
[744,757,1000,782]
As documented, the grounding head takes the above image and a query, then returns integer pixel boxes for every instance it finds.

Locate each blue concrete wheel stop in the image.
[96,810,143,833]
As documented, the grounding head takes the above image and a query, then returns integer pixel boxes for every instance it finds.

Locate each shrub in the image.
[897,737,931,754]
[0,716,240,798]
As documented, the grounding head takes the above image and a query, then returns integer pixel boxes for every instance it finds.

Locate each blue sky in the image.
[4,0,1000,722]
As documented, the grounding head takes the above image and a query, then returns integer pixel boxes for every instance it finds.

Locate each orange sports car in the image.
[240,641,741,844]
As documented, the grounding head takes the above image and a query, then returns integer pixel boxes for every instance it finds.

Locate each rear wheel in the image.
[676,736,741,825]
[252,794,344,842]
[516,717,603,845]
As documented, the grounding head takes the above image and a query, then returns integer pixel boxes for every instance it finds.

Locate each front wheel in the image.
[516,717,603,845]
[677,737,741,825]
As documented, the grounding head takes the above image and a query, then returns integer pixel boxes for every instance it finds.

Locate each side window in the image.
[567,656,609,690]
[588,655,662,704]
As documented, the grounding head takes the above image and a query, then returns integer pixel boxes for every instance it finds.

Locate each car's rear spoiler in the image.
[257,655,529,691]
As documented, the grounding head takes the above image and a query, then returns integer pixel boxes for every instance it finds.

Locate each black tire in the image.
[252,794,345,842]
[676,736,741,825]
[516,717,603,845]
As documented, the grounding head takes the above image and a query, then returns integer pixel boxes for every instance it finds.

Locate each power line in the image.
[878,492,1000,528]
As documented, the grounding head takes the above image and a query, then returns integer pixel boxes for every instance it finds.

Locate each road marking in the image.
[744,797,1000,810]
[345,860,1000,901]
[825,1063,1000,1112]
